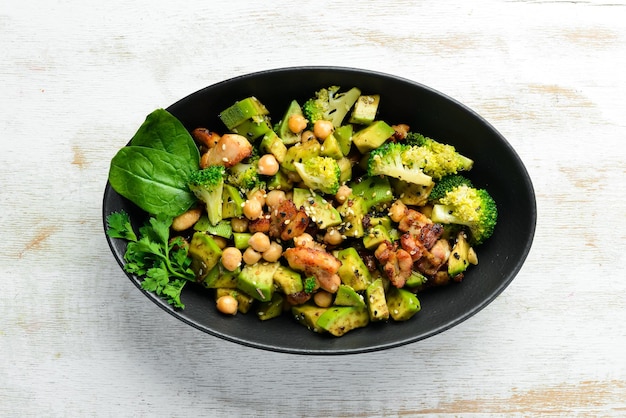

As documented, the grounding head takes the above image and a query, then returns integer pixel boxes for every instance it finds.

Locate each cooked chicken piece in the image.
[283,246,341,293]
[374,241,413,288]
[397,208,432,235]
[269,199,310,241]
[200,133,253,168]
[415,238,451,276]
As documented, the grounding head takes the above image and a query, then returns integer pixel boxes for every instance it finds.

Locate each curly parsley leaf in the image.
[105,211,138,242]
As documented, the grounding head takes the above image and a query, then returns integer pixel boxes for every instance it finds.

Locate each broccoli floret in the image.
[304,276,317,294]
[428,174,474,202]
[188,165,225,226]
[302,86,361,128]
[404,132,474,179]
[430,184,497,245]
[293,156,341,195]
[227,162,260,192]
[367,142,433,186]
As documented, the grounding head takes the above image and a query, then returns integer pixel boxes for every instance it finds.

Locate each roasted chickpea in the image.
[335,184,352,204]
[248,232,271,253]
[288,114,308,134]
[212,236,228,249]
[389,200,408,222]
[231,217,249,233]
[313,119,333,140]
[216,295,238,315]
[221,247,242,271]
[313,290,333,308]
[323,227,344,246]
[265,189,286,209]
[300,130,315,143]
[293,232,314,248]
[243,199,263,220]
[262,241,283,262]
[258,154,279,176]
[243,247,262,265]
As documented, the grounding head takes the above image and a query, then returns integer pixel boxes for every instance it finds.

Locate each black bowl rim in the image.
[103,65,537,355]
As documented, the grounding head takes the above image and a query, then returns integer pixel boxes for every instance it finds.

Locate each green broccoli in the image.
[367,142,433,186]
[188,165,225,226]
[304,276,317,294]
[404,132,474,179]
[302,86,361,128]
[227,162,260,192]
[430,183,497,245]
[293,156,341,195]
[428,174,474,202]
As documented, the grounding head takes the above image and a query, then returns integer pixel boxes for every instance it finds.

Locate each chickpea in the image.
[243,198,263,220]
[231,217,249,233]
[249,189,267,205]
[389,200,408,222]
[221,247,242,271]
[300,130,315,143]
[313,290,333,308]
[288,114,308,134]
[323,227,344,246]
[171,207,202,231]
[212,236,228,249]
[313,119,333,140]
[293,232,314,248]
[216,295,238,315]
[265,189,286,209]
[243,247,262,265]
[335,185,352,204]
[248,232,271,253]
[262,241,283,262]
[258,154,279,176]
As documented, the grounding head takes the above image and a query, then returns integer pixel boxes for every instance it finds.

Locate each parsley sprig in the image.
[106,211,195,309]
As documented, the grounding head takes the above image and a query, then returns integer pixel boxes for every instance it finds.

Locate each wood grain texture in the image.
[1,0,625,416]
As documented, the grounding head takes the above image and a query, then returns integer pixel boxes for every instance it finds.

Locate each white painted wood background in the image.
[2,0,625,416]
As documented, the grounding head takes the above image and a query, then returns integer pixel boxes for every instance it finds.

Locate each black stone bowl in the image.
[103,66,536,355]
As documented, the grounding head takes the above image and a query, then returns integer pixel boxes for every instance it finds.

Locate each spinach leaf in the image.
[109,146,197,216]
[129,108,199,167]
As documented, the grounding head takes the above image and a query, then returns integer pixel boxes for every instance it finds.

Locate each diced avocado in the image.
[260,130,288,163]
[266,169,293,191]
[273,265,303,295]
[292,188,342,229]
[363,224,391,250]
[222,184,245,219]
[352,120,396,153]
[367,215,392,230]
[336,157,352,184]
[292,303,328,333]
[334,124,353,156]
[338,195,367,238]
[448,231,471,277]
[276,100,304,145]
[335,247,372,291]
[216,288,254,314]
[405,270,428,288]
[390,178,434,206]
[256,292,285,321]
[202,263,239,289]
[349,94,380,125]
[386,287,421,321]
[188,232,223,281]
[232,115,272,141]
[219,96,269,130]
[334,284,366,308]
[320,133,343,159]
[366,278,389,321]
[316,306,369,337]
[237,261,280,302]
[233,232,252,250]
[281,139,321,173]
[349,175,394,211]
[193,218,232,239]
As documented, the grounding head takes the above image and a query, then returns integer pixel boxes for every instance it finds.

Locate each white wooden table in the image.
[2,1,625,416]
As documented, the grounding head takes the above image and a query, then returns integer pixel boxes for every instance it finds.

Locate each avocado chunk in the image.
[335,247,372,291]
[386,287,421,321]
[405,270,428,288]
[222,184,245,219]
[316,306,370,337]
[336,157,353,184]
[448,231,471,277]
[292,188,342,229]
[350,175,394,212]
[276,99,304,145]
[365,278,389,321]
[352,120,396,153]
[194,216,233,239]
[334,284,366,308]
[256,292,285,321]
[233,232,252,250]
[266,169,294,192]
[362,224,391,250]
[232,115,272,141]
[292,303,328,333]
[281,139,321,173]
[334,124,353,156]
[272,265,303,295]
[215,288,255,314]
[260,130,288,163]
[202,263,239,289]
[237,261,280,302]
[390,178,434,206]
[188,232,223,281]
[219,96,269,130]
[320,133,343,159]
[338,195,367,239]
[349,94,380,125]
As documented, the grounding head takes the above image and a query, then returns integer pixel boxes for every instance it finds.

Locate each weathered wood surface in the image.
[2,0,625,416]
